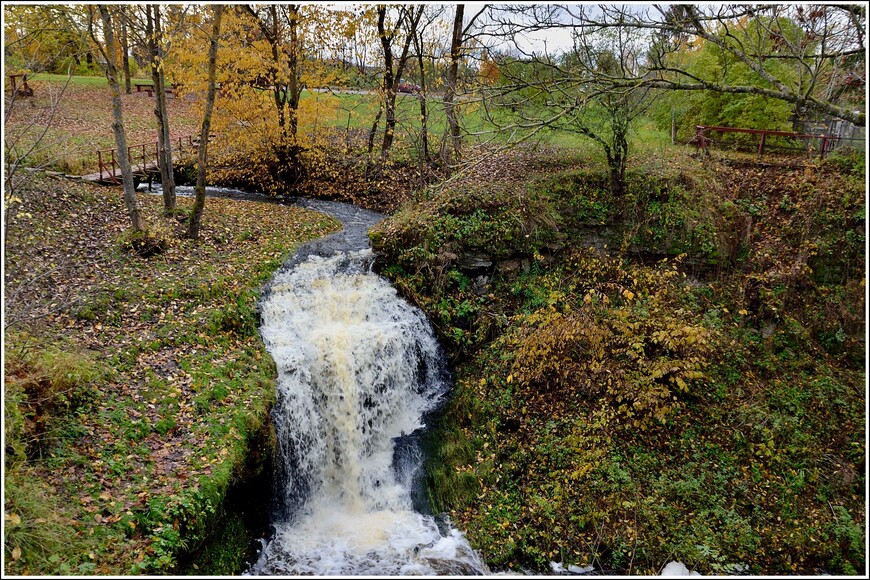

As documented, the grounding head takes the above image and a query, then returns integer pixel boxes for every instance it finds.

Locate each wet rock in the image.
[472,275,490,296]
[458,252,492,270]
[497,259,522,274]
[423,559,487,575]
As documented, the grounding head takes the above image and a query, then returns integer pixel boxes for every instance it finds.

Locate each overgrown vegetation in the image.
[372,145,865,575]
[4,174,339,575]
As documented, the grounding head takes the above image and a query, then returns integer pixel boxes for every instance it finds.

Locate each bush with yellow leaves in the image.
[503,248,711,428]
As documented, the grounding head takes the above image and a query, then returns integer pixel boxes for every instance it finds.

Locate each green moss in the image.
[371,180,561,273]
[181,512,251,575]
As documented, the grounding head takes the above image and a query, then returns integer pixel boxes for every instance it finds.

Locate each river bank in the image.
[5,143,864,575]
[3,175,339,574]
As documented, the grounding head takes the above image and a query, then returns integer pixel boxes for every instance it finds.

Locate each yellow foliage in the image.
[167,6,355,195]
[502,248,713,428]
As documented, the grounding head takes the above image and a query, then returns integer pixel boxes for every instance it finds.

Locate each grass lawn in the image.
[7,75,677,185]
[26,73,129,86]
[5,75,202,175]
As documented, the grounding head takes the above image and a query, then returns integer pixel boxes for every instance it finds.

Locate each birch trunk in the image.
[99,5,143,232]
[187,6,223,240]
[147,4,176,215]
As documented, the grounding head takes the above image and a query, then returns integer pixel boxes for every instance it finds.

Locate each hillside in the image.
[371,146,866,575]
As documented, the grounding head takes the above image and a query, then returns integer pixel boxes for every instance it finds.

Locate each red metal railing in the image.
[97,135,197,182]
[694,125,840,158]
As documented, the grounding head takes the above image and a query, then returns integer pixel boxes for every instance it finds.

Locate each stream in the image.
[143,186,692,576]
[246,197,489,575]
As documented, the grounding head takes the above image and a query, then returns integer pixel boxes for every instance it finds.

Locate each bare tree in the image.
[440,4,487,167]
[368,4,423,164]
[410,5,447,164]
[119,5,132,94]
[123,6,193,214]
[3,72,73,243]
[143,5,175,215]
[486,4,865,127]
[482,10,652,196]
[187,5,223,240]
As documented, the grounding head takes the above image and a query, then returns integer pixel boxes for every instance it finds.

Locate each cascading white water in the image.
[251,248,488,575]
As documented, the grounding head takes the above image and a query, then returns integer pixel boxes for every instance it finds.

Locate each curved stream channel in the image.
[153,187,488,575]
[252,197,488,575]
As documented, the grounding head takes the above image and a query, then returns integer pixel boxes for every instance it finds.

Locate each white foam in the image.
[253,250,487,575]
[661,561,702,576]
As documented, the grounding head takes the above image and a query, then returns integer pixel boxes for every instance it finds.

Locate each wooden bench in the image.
[9,73,33,97]
[135,83,177,98]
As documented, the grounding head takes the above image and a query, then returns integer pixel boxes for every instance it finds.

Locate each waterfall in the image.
[250,202,488,575]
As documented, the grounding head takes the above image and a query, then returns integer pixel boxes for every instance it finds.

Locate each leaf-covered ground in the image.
[4,174,339,574]
[4,78,201,176]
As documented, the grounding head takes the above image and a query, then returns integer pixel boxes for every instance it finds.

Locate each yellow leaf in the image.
[738,309,748,316]
[6,512,21,525]
[506,374,513,384]
[12,546,21,560]
[623,290,634,301]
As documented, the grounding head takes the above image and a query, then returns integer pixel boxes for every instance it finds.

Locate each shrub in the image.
[117,222,174,257]
[504,249,711,427]
[371,180,561,282]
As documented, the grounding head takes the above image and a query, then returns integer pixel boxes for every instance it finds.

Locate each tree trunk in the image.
[379,6,421,162]
[376,7,396,162]
[187,6,223,240]
[414,30,429,162]
[120,7,131,94]
[98,5,143,232]
[266,5,287,139]
[367,105,383,162]
[287,4,301,142]
[147,5,176,215]
[608,129,628,197]
[381,93,398,162]
[441,4,464,166]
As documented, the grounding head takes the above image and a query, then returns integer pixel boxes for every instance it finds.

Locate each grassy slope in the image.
[5,76,202,176]
[3,175,339,574]
[371,145,866,575]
